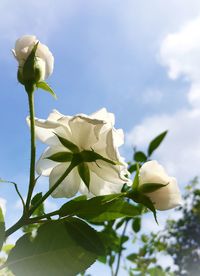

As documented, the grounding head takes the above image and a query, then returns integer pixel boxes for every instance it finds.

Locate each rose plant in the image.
[0,35,182,276]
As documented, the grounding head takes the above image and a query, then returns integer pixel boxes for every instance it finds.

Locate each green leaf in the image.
[59,194,139,222]
[30,193,44,217]
[98,255,107,264]
[132,217,141,233]
[127,253,137,262]
[148,131,168,156]
[6,218,104,276]
[36,81,57,99]
[134,151,147,162]
[2,244,14,254]
[138,183,168,193]
[54,133,80,153]
[78,163,90,188]
[31,192,43,206]
[0,207,5,251]
[46,152,73,162]
[128,163,137,173]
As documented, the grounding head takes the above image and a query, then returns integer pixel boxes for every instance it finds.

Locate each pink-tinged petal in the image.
[36,146,69,176]
[89,171,123,196]
[49,164,80,198]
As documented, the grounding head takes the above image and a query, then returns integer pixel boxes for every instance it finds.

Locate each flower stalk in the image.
[25,86,36,212]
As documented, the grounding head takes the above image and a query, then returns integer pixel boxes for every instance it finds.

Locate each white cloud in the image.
[160,16,200,106]
[127,108,200,184]
[127,16,200,184]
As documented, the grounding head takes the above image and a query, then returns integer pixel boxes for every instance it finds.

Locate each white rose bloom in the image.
[0,197,6,216]
[34,108,130,198]
[139,160,182,210]
[12,35,54,81]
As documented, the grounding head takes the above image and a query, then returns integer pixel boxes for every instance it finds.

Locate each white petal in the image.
[32,117,72,146]
[33,117,60,145]
[15,35,37,61]
[89,160,129,185]
[105,129,125,162]
[36,146,69,176]
[139,160,169,185]
[69,116,105,149]
[148,178,183,210]
[89,171,123,196]
[90,108,115,125]
[50,164,80,198]
[36,42,54,79]
[35,57,46,81]
[47,109,64,122]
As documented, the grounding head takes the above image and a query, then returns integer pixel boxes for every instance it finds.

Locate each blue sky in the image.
[1,0,200,274]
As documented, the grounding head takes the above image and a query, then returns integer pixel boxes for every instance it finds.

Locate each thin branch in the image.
[114,219,129,276]
[0,179,25,210]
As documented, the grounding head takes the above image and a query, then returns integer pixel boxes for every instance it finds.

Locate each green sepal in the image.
[23,42,39,85]
[54,133,80,153]
[46,152,73,162]
[132,163,140,191]
[127,191,158,224]
[78,163,90,188]
[80,150,118,165]
[138,182,168,193]
[148,131,168,156]
[36,81,57,99]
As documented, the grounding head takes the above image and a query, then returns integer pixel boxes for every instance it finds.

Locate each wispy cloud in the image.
[126,15,200,184]
[160,16,200,106]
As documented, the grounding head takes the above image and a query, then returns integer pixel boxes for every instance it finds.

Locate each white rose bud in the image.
[12,35,54,84]
[139,160,182,210]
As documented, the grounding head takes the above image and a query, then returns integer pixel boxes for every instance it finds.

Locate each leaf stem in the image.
[114,219,129,276]
[28,163,75,216]
[25,87,36,211]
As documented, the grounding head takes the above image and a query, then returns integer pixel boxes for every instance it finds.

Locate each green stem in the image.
[5,216,25,238]
[29,210,60,221]
[29,163,75,216]
[25,87,36,211]
[114,219,129,276]
[5,161,75,238]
